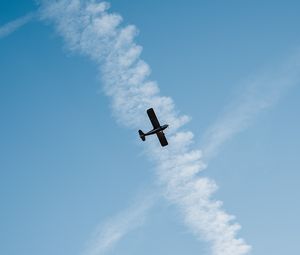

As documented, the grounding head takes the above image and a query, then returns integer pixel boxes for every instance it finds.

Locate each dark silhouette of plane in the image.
[138,108,169,147]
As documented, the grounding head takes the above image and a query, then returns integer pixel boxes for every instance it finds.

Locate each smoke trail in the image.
[38,1,251,254]
[0,13,34,39]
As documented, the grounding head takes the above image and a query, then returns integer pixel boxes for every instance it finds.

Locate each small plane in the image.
[138,108,169,147]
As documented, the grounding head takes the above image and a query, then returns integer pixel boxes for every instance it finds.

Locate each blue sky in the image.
[1,1,300,255]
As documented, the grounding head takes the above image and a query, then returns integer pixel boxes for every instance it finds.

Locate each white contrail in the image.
[83,194,154,255]
[202,54,300,160]
[38,1,251,254]
[0,13,34,39]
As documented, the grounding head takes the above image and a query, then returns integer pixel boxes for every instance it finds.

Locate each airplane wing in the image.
[156,131,168,147]
[147,108,161,128]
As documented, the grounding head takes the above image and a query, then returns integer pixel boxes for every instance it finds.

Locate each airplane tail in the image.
[138,130,146,141]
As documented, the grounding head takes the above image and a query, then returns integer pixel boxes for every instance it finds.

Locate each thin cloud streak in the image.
[202,54,300,160]
[38,1,251,255]
[0,13,34,39]
[83,195,154,255]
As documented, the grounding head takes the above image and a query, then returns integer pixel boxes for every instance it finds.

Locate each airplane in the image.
[138,108,169,147]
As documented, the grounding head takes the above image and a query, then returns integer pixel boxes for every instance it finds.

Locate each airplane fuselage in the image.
[138,108,169,146]
[145,124,169,136]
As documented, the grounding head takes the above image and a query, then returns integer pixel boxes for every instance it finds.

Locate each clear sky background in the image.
[1,1,300,255]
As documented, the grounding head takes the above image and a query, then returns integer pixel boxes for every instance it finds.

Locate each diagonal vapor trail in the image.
[37,1,256,254]
[0,13,35,39]
[202,54,300,161]
[83,194,155,255]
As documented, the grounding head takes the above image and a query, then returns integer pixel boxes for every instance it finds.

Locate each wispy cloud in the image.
[0,13,34,39]
[202,54,300,160]
[37,1,253,254]
[83,194,154,255]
